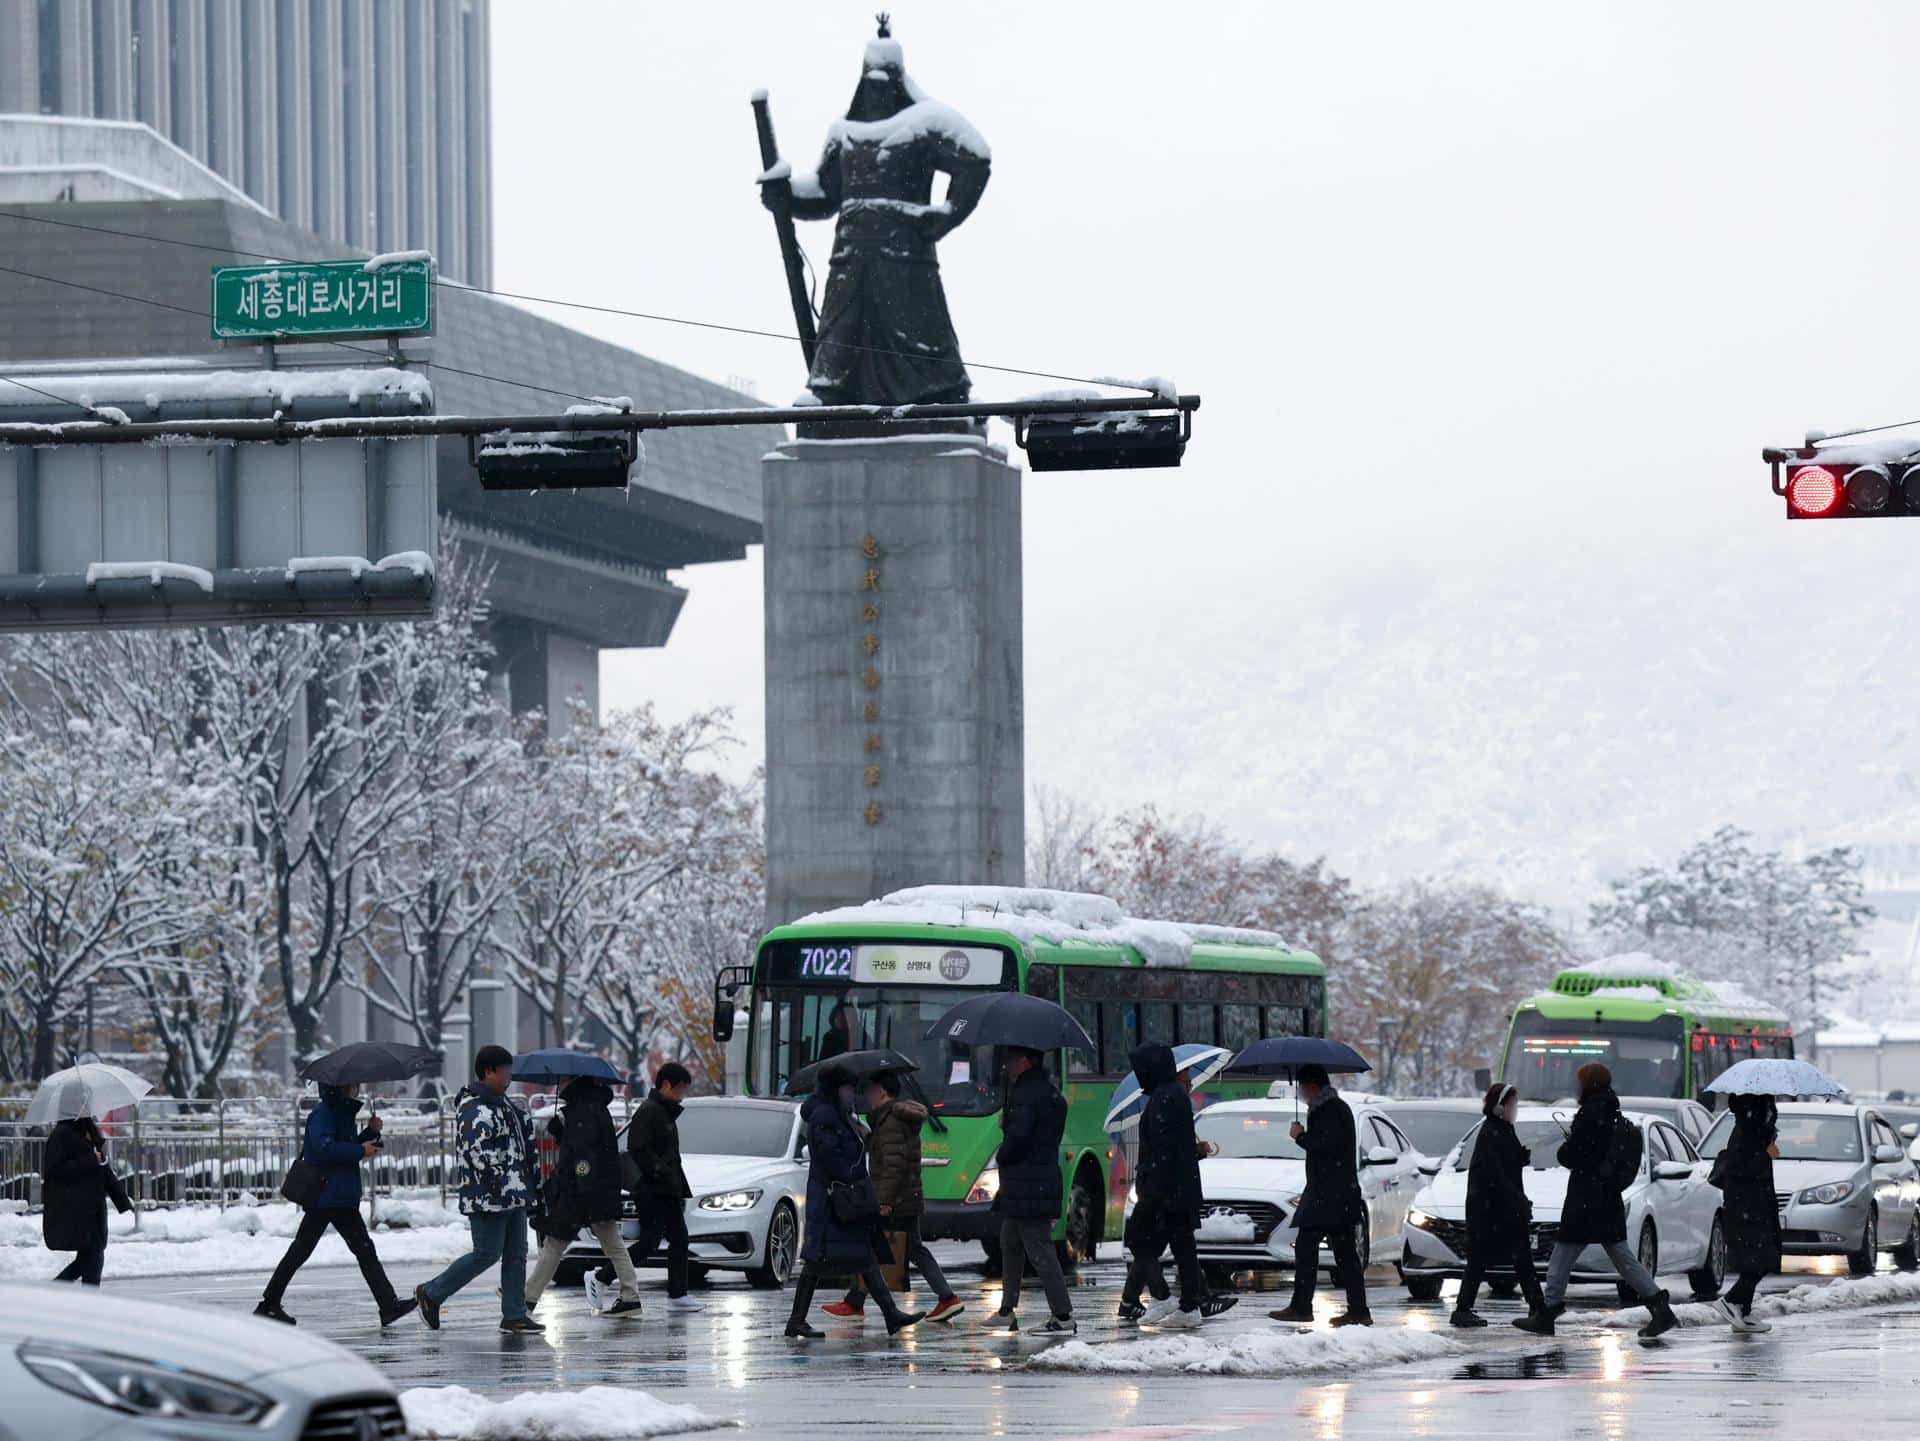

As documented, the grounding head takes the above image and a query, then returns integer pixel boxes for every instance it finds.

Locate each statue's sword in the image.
[751,91,820,373]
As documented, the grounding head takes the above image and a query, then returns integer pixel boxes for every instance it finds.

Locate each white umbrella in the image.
[1702,1057,1846,1099]
[24,1063,154,1125]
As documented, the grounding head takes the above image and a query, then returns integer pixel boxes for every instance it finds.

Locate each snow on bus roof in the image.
[792,885,1291,970]
[1528,952,1789,1017]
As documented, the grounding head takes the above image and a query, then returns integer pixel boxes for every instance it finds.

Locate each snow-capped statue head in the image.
[850,13,916,121]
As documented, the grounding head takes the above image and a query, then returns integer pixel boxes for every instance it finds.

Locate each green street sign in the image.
[210,256,434,341]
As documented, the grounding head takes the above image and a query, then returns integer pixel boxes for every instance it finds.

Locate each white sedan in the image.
[1401,1105,1727,1302]
[1168,1098,1426,1273]
[565,1096,805,1288]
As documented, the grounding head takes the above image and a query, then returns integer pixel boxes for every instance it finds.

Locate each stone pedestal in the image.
[763,433,1024,929]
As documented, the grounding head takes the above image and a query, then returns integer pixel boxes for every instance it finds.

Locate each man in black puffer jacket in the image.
[524,1076,642,1318]
[990,1047,1075,1335]
[1269,1064,1371,1327]
[1120,1043,1216,1328]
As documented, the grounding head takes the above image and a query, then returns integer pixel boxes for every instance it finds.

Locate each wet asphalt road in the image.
[123,1247,1920,1439]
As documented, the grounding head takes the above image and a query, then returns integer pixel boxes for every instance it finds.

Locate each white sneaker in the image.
[1156,1306,1203,1329]
[1728,1305,1771,1334]
[667,1295,706,1312]
[582,1272,606,1313]
[1140,1297,1180,1325]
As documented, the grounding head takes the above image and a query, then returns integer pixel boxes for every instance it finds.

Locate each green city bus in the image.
[714,892,1327,1263]
[1500,957,1793,1105]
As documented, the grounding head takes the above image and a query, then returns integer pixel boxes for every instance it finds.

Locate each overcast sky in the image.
[489,2,1920,898]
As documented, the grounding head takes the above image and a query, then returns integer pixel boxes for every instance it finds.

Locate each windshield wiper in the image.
[904,1071,948,1133]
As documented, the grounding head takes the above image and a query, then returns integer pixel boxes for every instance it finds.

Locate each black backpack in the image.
[1606,1116,1643,1190]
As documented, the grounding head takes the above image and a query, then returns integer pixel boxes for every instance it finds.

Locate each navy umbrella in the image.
[1226,1036,1372,1118]
[509,1048,625,1085]
[925,992,1095,1053]
[300,1041,441,1088]
[787,1047,919,1097]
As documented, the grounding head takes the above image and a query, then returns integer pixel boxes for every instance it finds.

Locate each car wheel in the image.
[1618,1222,1658,1304]
[747,1202,798,1289]
[1057,1172,1100,1271]
[1848,1208,1878,1277]
[1893,1213,1920,1273]
[1688,1214,1727,1300]
[1402,1248,1444,1304]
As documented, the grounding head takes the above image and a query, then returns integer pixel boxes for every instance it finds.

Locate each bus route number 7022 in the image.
[799,945,854,979]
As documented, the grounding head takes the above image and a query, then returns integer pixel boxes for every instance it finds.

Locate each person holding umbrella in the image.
[255,1080,414,1327]
[784,1064,925,1339]
[1268,1063,1372,1327]
[40,1080,131,1286]
[524,1071,643,1319]
[989,1045,1077,1335]
[1708,1093,1782,1332]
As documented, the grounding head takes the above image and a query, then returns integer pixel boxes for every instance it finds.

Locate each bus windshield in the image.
[1503,1011,1686,1101]
[753,985,1003,1116]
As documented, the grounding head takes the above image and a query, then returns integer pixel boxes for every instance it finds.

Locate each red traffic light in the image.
[1786,464,1846,518]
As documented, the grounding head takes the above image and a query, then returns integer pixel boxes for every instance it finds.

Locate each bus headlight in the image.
[1797,1181,1854,1206]
[966,1166,1000,1205]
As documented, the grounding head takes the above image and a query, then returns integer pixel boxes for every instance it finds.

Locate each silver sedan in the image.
[0,1280,402,1440]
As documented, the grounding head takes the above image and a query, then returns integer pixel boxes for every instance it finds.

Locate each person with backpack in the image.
[1515,1061,1676,1338]
[1451,1082,1545,1327]
[822,1070,965,1324]
[1708,1093,1782,1332]
[255,1083,414,1327]
[523,1074,643,1319]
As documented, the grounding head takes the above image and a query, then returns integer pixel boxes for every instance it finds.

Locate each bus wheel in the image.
[1058,1172,1101,1271]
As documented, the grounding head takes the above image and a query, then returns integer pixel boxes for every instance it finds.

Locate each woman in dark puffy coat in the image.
[1452,1083,1544,1327]
[784,1064,923,1339]
[1709,1094,1782,1332]
[41,1090,128,1286]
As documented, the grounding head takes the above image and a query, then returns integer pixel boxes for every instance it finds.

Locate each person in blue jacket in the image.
[255,1083,415,1327]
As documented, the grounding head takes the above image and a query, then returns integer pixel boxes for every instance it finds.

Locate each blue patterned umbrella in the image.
[1104,1044,1233,1132]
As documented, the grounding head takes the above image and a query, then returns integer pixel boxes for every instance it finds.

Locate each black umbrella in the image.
[925,992,1094,1053]
[300,1041,442,1088]
[787,1047,919,1097]
[1226,1036,1371,1118]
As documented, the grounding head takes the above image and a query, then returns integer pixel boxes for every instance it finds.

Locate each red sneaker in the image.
[822,1301,866,1319]
[926,1297,967,1324]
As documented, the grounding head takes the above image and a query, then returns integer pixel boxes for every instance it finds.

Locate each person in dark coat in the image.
[524,1075,642,1318]
[989,1047,1076,1335]
[1517,1061,1676,1338]
[1269,1064,1371,1326]
[1451,1083,1546,1327]
[784,1064,924,1339]
[619,1061,701,1311]
[1709,1093,1782,1332]
[256,1083,414,1327]
[1119,1043,1229,1328]
[41,1090,128,1286]
[826,1070,964,1323]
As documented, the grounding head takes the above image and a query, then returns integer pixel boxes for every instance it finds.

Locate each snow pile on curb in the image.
[797,885,1288,969]
[1028,1326,1459,1375]
[400,1386,732,1439]
[1575,1271,1920,1330]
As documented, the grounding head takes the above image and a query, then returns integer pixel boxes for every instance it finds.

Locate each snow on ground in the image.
[0,1195,468,1279]
[400,1386,732,1440]
[1573,1271,1920,1330]
[1028,1325,1459,1376]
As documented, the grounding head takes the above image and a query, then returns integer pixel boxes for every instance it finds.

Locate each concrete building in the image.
[0,0,493,283]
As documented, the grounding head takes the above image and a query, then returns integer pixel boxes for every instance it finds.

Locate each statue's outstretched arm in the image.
[789,137,844,221]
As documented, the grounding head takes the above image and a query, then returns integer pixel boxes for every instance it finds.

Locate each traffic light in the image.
[1779,460,1920,518]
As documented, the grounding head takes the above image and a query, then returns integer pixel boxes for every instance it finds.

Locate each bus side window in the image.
[1142,1002,1175,1048]
[1263,1004,1303,1040]
[1027,964,1059,1001]
[1179,1003,1217,1047]
[1222,1004,1259,1054]
[1102,1001,1138,1076]
[1065,996,1100,1077]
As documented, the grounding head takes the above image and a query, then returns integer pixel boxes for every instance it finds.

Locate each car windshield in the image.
[1697,1111,1862,1163]
[678,1105,794,1158]
[1451,1119,1569,1172]
[1378,1107,1480,1157]
[1503,1012,1687,1100]
[753,984,1003,1117]
[1197,1110,1306,1160]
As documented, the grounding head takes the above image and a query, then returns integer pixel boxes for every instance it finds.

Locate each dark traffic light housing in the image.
[1765,451,1920,518]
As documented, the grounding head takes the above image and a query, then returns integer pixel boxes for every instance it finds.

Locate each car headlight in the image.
[20,1344,273,1424]
[698,1189,763,1212]
[1797,1181,1856,1206]
[966,1165,1000,1205]
[1407,1208,1434,1230]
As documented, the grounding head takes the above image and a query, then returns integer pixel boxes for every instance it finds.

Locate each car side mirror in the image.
[1874,1143,1903,1164]
[1418,1158,1442,1176]
[1653,1160,1693,1181]
[1364,1146,1397,1167]
[1902,1123,1918,1141]
[797,1144,809,1164]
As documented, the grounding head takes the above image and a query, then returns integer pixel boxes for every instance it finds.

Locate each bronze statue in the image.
[757,17,990,410]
